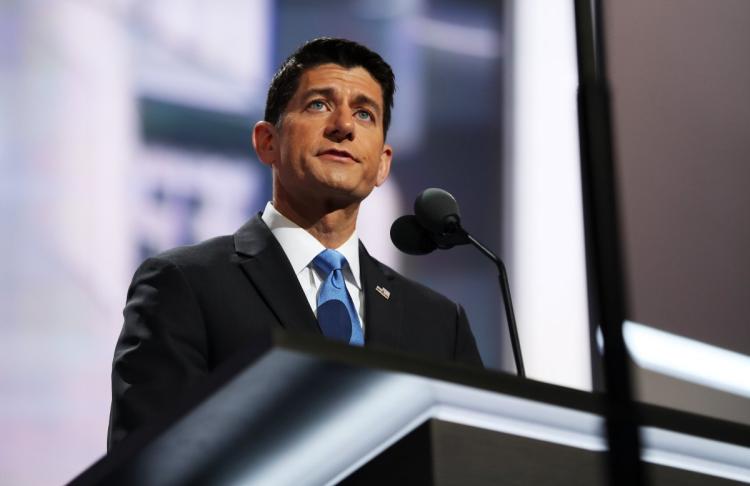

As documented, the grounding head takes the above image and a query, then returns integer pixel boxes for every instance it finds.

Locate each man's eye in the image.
[308,100,326,111]
[355,110,373,122]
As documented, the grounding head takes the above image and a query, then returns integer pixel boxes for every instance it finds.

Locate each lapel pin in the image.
[375,285,391,300]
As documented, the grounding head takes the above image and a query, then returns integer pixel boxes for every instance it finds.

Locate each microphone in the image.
[390,215,437,255]
[413,188,470,249]
[414,187,461,235]
[390,188,525,378]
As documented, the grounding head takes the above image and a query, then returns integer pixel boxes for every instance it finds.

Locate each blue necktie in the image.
[312,249,364,346]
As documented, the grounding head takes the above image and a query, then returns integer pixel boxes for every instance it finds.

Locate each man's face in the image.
[254,63,392,210]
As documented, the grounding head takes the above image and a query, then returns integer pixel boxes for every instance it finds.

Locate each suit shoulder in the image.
[148,235,236,269]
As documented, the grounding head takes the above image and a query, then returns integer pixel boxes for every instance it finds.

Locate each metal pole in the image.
[573,0,646,484]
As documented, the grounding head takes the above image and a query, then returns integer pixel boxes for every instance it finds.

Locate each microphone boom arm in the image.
[466,233,526,378]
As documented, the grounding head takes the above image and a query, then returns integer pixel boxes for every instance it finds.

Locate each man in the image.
[108,38,482,450]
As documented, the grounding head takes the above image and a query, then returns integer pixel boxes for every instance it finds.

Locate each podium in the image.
[70,333,750,485]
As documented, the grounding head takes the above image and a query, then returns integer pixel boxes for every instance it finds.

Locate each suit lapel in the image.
[360,243,403,349]
[234,215,320,335]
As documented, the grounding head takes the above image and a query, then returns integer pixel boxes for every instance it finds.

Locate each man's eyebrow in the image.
[351,93,382,117]
[301,87,335,100]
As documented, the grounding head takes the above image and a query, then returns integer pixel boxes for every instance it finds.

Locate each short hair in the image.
[264,37,396,136]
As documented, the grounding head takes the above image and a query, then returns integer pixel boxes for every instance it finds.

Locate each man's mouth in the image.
[317,149,358,162]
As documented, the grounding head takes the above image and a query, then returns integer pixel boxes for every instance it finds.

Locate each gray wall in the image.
[605,0,750,420]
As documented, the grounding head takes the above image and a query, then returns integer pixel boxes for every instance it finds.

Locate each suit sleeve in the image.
[108,257,209,450]
[453,304,484,367]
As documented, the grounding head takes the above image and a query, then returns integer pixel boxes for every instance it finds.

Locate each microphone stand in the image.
[408,202,526,378]
[464,233,525,378]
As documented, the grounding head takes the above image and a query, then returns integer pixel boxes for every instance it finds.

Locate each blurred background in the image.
[0,0,748,485]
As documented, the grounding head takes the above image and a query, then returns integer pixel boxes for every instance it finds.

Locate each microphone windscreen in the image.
[414,188,461,234]
[390,215,437,255]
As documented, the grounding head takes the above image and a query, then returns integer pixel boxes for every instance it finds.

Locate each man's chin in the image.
[313,183,371,209]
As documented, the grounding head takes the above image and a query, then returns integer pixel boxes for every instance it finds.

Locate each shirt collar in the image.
[261,201,361,289]
[336,226,361,290]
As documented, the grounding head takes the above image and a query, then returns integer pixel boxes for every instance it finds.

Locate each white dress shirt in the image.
[261,202,365,331]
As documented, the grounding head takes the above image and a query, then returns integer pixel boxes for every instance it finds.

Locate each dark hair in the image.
[264,37,395,136]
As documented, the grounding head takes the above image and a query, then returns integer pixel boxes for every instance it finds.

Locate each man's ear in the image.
[375,143,393,187]
[252,121,279,166]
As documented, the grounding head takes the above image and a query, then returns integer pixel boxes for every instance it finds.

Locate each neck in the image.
[273,188,360,249]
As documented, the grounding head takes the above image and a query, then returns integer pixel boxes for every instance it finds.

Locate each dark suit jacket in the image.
[108,215,482,449]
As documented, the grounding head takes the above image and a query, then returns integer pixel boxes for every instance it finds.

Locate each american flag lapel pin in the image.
[375,285,391,300]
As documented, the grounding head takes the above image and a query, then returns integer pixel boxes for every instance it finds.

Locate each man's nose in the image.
[325,109,354,142]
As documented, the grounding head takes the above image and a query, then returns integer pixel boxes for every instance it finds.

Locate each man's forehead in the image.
[295,64,383,105]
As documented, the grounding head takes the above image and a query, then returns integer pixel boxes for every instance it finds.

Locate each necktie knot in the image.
[313,249,347,276]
